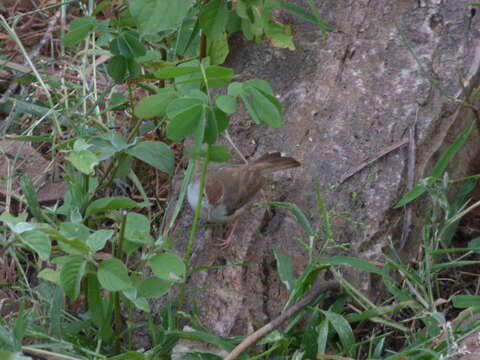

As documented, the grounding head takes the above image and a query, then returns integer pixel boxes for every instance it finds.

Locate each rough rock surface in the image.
[171,0,480,336]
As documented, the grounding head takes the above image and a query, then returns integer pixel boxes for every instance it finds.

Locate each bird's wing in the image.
[220,166,265,215]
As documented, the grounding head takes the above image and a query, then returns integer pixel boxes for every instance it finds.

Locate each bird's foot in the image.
[214,218,239,249]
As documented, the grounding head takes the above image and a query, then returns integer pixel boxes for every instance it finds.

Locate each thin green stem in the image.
[179,146,210,310]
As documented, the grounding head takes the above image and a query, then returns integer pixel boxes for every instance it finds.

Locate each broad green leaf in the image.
[322,310,355,356]
[216,95,237,114]
[214,107,229,132]
[208,145,231,163]
[265,22,295,50]
[59,222,90,241]
[107,55,127,83]
[60,256,86,301]
[200,0,229,40]
[137,276,173,298]
[123,31,146,57]
[244,79,275,95]
[242,86,282,127]
[227,81,243,97]
[124,213,154,244]
[62,16,97,47]
[20,176,44,222]
[68,149,98,175]
[87,230,113,253]
[208,31,230,65]
[149,252,186,282]
[452,295,480,308]
[98,258,132,291]
[166,98,204,141]
[37,224,90,255]
[110,38,133,58]
[133,89,178,118]
[85,196,150,217]
[22,230,51,260]
[38,268,60,283]
[154,66,200,79]
[129,0,193,35]
[122,288,150,312]
[273,249,295,293]
[87,274,105,329]
[205,66,235,88]
[204,107,219,144]
[175,60,203,94]
[127,58,141,78]
[126,141,174,175]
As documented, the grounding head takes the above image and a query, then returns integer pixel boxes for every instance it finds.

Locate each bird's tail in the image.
[250,152,300,173]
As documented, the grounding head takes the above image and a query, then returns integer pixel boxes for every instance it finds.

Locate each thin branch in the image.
[224,280,341,360]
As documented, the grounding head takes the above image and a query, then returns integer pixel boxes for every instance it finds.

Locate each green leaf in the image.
[68,149,99,175]
[431,121,475,177]
[154,66,200,79]
[205,66,235,88]
[62,16,97,47]
[166,98,204,141]
[322,310,355,356]
[107,55,127,83]
[208,32,230,65]
[22,230,51,260]
[318,256,391,279]
[123,31,147,57]
[241,86,282,127]
[204,107,219,144]
[87,274,105,329]
[126,141,174,175]
[60,256,86,301]
[452,295,480,308]
[265,22,295,50]
[214,107,229,132]
[20,176,44,222]
[208,145,231,163]
[129,0,193,35]
[124,213,153,244]
[85,197,150,217]
[393,183,428,209]
[108,351,146,360]
[110,38,132,58]
[133,89,178,119]
[137,276,173,298]
[87,230,113,253]
[200,0,229,40]
[259,202,313,236]
[167,329,235,352]
[127,58,141,78]
[394,121,475,208]
[38,268,60,283]
[273,249,295,293]
[149,252,186,282]
[317,319,328,354]
[227,82,243,97]
[98,258,132,291]
[216,95,236,114]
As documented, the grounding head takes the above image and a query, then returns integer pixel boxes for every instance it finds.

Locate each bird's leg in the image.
[217,217,240,248]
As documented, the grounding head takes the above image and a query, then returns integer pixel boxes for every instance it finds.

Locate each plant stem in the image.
[179,145,210,310]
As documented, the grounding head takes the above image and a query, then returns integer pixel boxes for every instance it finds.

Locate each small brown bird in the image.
[187,152,300,246]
